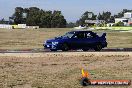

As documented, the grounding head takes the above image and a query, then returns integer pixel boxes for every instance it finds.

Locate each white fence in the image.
[18,24,26,29]
[0,24,27,29]
[0,24,12,29]
[0,24,40,29]
[26,26,39,29]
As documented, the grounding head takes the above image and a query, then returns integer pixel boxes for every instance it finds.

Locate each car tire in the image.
[61,43,69,51]
[50,49,57,51]
[94,44,102,51]
[82,48,89,51]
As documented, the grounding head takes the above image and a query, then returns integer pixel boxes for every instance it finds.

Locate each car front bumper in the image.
[44,43,60,50]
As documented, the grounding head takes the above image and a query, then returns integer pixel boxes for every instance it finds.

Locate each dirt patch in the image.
[0,52,132,88]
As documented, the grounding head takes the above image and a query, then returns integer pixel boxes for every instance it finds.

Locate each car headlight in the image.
[52,42,59,45]
[44,41,46,44]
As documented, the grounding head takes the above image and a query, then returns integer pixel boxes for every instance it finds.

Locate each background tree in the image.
[26,7,41,26]
[51,10,66,28]
[11,7,67,28]
[114,9,132,18]
[66,22,76,28]
[13,7,24,24]
[97,11,111,23]
[109,16,115,23]
[0,18,6,24]
[113,21,124,26]
[76,11,97,26]
[97,13,103,20]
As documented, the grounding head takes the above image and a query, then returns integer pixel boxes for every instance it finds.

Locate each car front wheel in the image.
[61,43,69,51]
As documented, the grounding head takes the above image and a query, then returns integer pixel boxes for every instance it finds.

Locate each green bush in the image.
[113,21,124,26]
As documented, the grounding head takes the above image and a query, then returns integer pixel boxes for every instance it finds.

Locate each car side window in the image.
[86,32,93,38]
[74,32,85,39]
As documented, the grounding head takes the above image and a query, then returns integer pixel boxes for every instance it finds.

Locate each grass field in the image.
[0,52,131,88]
[0,28,132,49]
[0,28,131,88]
[95,27,132,30]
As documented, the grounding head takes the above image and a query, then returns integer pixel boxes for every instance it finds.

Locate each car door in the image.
[70,32,86,49]
[85,32,97,48]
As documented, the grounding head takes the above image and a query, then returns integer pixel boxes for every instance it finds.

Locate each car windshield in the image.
[62,32,75,38]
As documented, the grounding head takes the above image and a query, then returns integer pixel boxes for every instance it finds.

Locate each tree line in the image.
[1,8,132,28]
[76,9,132,27]
[9,7,67,28]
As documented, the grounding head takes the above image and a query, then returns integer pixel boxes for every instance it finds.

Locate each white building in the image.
[124,12,132,18]
[115,12,132,26]
[115,18,128,23]
[115,18,128,26]
[85,20,105,24]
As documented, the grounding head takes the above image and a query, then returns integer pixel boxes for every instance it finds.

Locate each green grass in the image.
[0,28,132,49]
[95,27,132,30]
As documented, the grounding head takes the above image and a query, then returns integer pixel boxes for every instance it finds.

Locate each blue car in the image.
[44,30,107,51]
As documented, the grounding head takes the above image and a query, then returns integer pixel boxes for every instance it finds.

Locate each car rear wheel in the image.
[94,44,102,51]
[61,43,69,51]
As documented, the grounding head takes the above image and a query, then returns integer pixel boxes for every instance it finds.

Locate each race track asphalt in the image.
[0,48,132,53]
